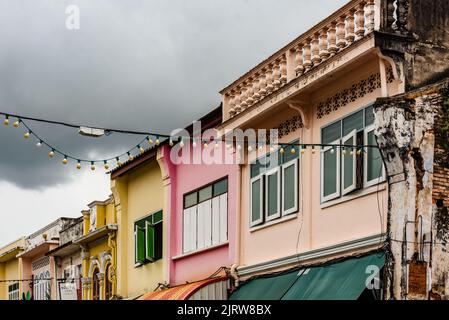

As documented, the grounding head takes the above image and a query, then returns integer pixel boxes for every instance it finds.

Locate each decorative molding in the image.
[236,233,385,278]
[269,115,304,141]
[316,68,394,119]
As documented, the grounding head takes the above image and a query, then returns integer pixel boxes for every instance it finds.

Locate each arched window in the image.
[92,267,100,301]
[105,264,113,300]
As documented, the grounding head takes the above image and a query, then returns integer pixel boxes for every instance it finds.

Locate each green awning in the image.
[230,252,384,300]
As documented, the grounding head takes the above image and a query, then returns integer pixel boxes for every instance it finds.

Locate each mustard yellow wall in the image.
[0,259,21,300]
[0,263,5,299]
[106,202,116,225]
[112,159,167,299]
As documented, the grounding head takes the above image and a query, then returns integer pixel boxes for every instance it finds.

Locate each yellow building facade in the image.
[0,238,25,300]
[75,196,118,300]
[111,148,168,299]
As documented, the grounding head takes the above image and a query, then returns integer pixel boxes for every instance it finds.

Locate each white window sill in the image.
[172,241,229,261]
[250,214,298,233]
[320,183,387,209]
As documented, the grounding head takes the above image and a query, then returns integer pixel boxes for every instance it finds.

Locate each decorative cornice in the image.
[236,234,385,278]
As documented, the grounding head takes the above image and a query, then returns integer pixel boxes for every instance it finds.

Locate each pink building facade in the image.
[160,107,239,286]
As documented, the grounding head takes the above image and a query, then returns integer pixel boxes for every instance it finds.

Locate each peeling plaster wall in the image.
[374,90,441,299]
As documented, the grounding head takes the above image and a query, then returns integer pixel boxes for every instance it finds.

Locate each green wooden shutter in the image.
[145,221,155,262]
[135,226,145,264]
[250,176,263,226]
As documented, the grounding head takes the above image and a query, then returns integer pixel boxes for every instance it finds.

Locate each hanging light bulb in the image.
[116,157,122,167]
[76,161,82,170]
[90,162,96,171]
[104,161,109,170]
[301,147,305,155]
[203,140,208,149]
[342,147,347,156]
[237,144,242,151]
[291,147,296,154]
[350,148,354,156]
[48,150,55,158]
[248,145,253,152]
[3,115,9,126]
[169,138,174,147]
[280,147,285,154]
[312,146,316,154]
[215,141,220,149]
[127,152,134,161]
[36,140,43,148]
[13,120,20,128]
[147,136,154,145]
[155,137,160,146]
[138,145,145,154]
[23,131,31,139]
[330,147,335,154]
[179,139,185,148]
[259,145,264,151]
[356,149,362,156]
[62,157,68,165]
[270,145,275,153]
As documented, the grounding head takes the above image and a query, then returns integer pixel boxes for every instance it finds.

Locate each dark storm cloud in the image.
[0,0,347,189]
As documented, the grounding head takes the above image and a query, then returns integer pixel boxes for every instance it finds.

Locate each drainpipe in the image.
[231,162,243,288]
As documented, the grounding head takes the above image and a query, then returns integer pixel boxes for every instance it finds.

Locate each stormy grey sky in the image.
[0,0,347,247]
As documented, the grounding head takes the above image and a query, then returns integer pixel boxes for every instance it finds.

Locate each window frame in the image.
[134,210,163,266]
[265,167,281,222]
[182,177,229,253]
[364,124,386,188]
[321,139,341,203]
[342,129,358,196]
[281,158,299,216]
[250,175,264,227]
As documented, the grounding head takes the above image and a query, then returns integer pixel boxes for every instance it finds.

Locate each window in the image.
[92,267,100,301]
[250,142,300,227]
[134,210,163,265]
[8,282,19,300]
[183,178,228,254]
[33,271,51,300]
[321,106,385,203]
[105,264,113,300]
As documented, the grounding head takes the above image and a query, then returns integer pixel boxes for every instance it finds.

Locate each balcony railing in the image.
[221,0,379,120]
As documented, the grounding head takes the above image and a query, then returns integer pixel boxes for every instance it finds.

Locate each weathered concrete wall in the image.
[429,91,449,299]
[374,81,449,299]
[377,0,449,91]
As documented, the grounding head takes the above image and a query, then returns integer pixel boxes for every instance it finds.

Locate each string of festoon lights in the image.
[0,111,380,172]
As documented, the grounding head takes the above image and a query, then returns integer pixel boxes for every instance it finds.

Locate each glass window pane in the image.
[367,131,383,181]
[251,179,261,223]
[322,121,341,144]
[199,186,212,202]
[250,163,261,178]
[343,110,364,136]
[343,135,355,190]
[282,140,300,164]
[213,179,228,196]
[284,164,296,211]
[184,192,197,208]
[324,149,338,197]
[153,210,163,224]
[365,105,375,126]
[267,172,279,216]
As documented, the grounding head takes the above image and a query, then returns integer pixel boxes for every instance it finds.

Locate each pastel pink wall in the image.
[161,144,238,285]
